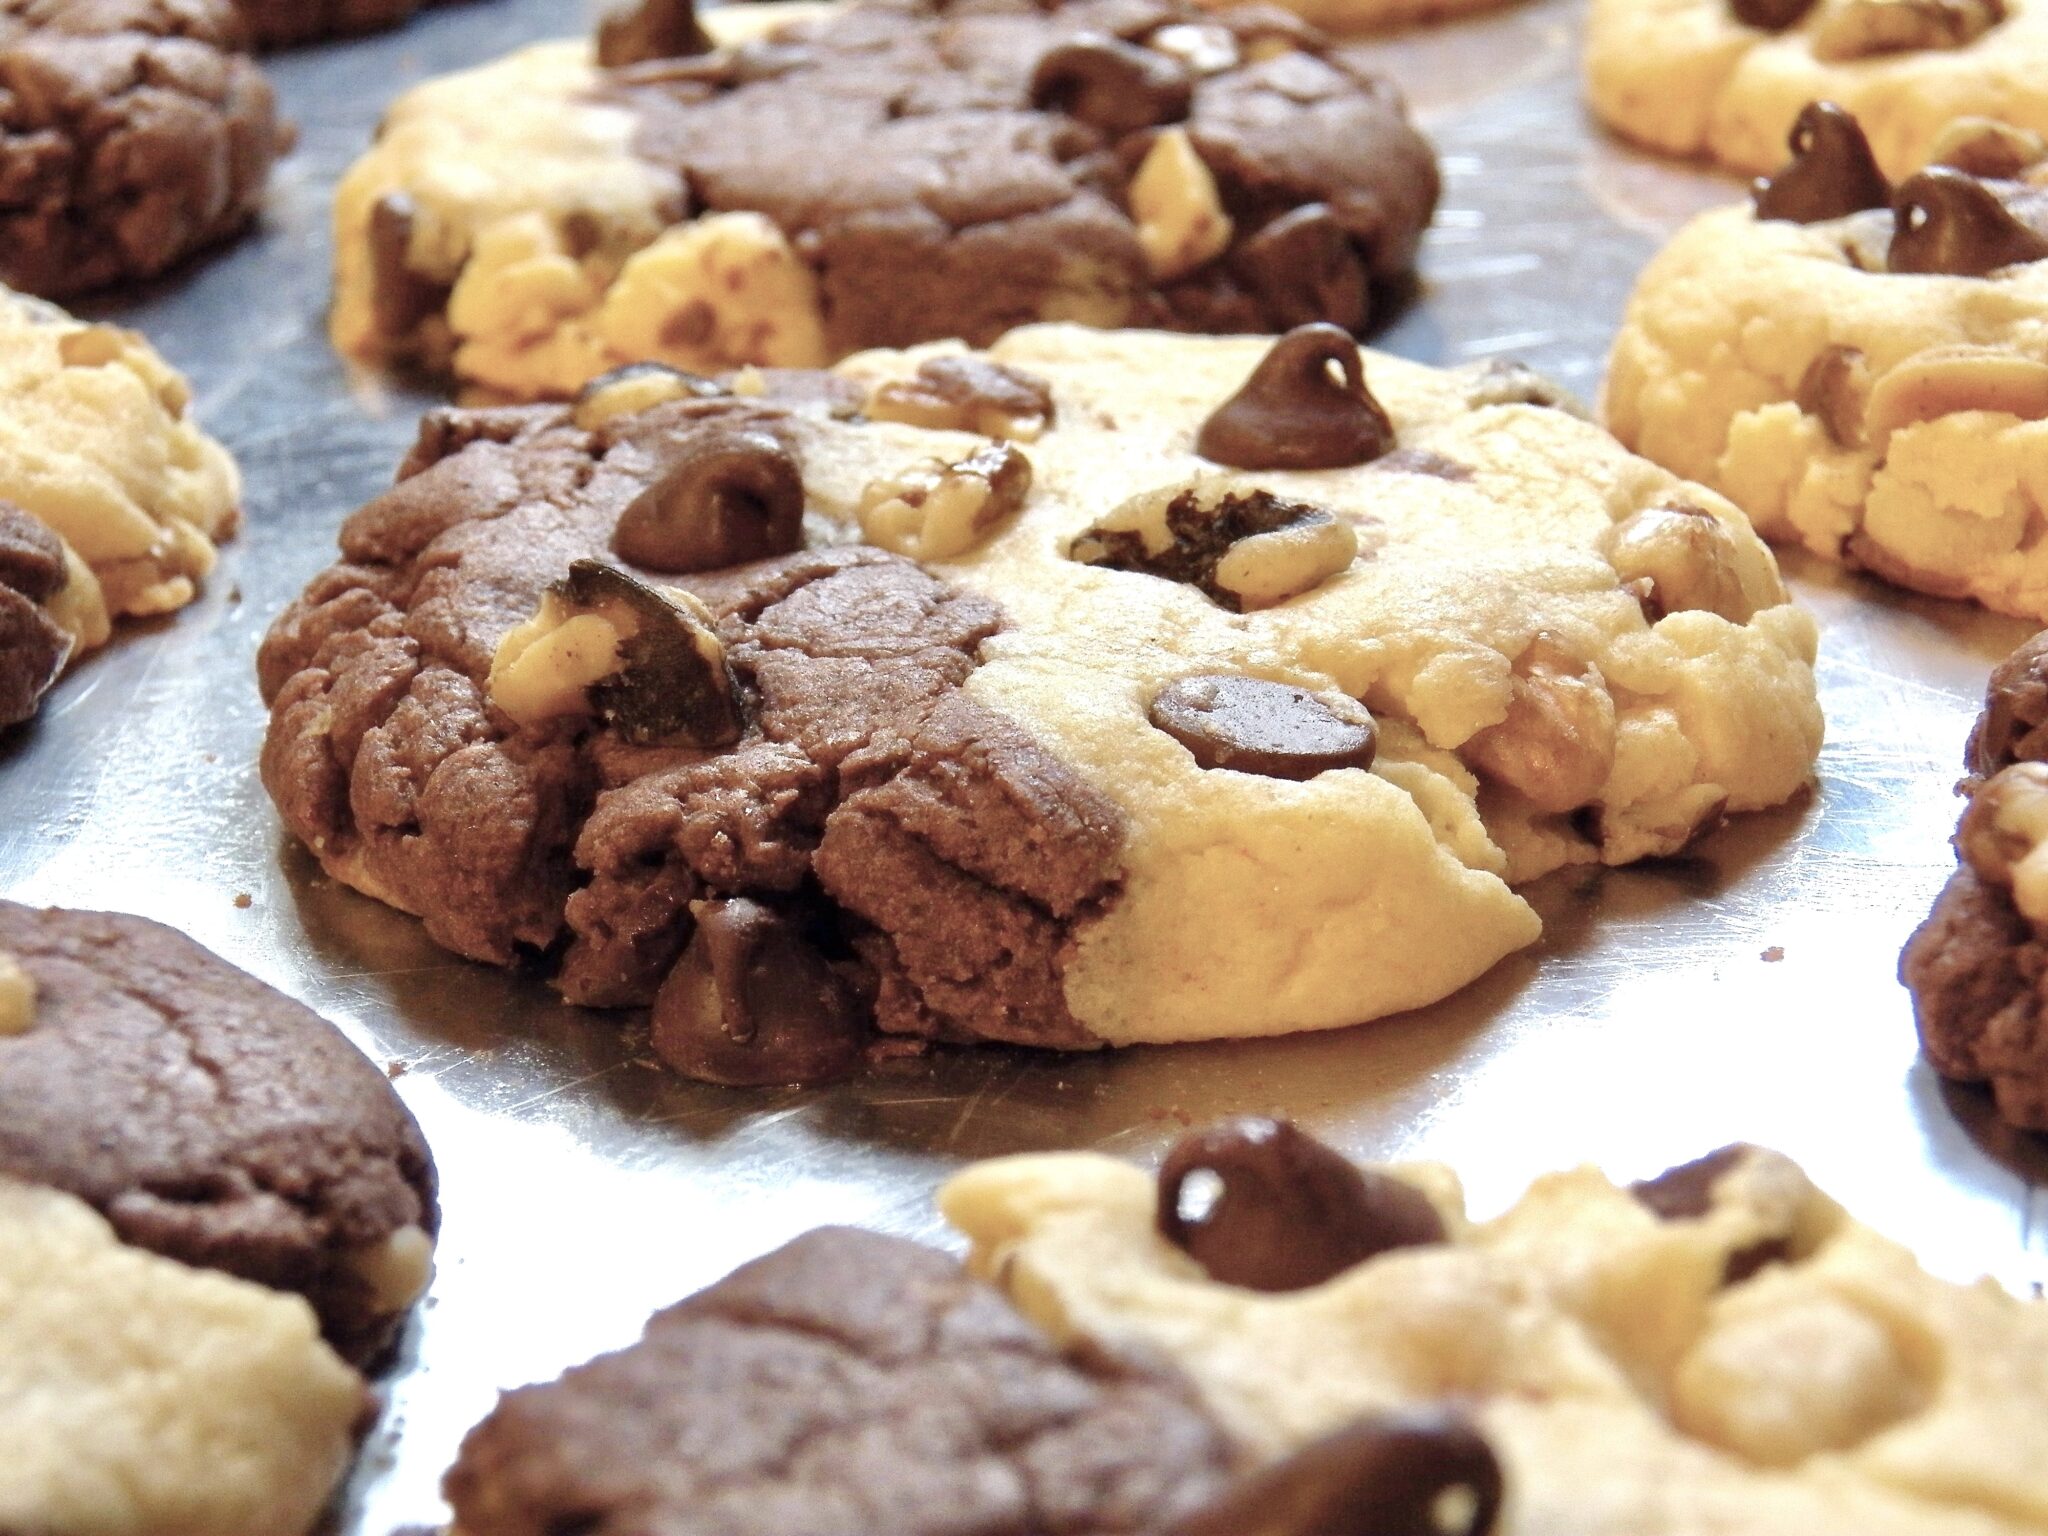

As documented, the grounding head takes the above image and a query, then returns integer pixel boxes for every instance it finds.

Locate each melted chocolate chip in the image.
[1230,205,1370,334]
[1888,168,2048,276]
[650,897,868,1086]
[1752,103,1892,225]
[1795,345,1870,447]
[0,503,68,603]
[1728,0,1817,28]
[367,193,450,339]
[1167,1409,1505,1536]
[1149,677,1377,780]
[1029,35,1193,135]
[1196,325,1395,472]
[1971,632,2048,778]
[558,560,744,747]
[1069,487,1350,613]
[612,421,805,573]
[596,0,711,66]
[1157,1118,1442,1291]
[1630,1145,1788,1285]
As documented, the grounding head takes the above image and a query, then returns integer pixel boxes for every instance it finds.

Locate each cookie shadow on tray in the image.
[1920,1067,2048,1195]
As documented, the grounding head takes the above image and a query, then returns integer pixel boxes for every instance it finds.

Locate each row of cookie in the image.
[8,912,2039,1536]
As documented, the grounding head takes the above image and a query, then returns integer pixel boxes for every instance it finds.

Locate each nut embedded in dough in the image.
[1811,0,2005,62]
[1462,639,1618,815]
[1602,503,1756,623]
[1130,128,1234,281]
[858,442,1033,561]
[0,951,35,1035]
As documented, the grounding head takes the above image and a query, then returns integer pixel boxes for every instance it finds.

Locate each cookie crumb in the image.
[232,892,252,909]
[1760,945,1785,962]
[386,1059,410,1079]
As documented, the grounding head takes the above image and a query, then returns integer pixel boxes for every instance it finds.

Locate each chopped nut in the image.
[1070,480,1357,611]
[1812,0,2005,61]
[1146,22,1240,73]
[1463,638,1616,814]
[0,952,36,1036]
[596,212,829,373]
[1603,503,1756,623]
[572,362,726,431]
[489,560,743,746]
[1795,346,1872,449]
[1457,359,1588,417]
[347,1224,436,1314]
[1959,762,2048,923]
[1929,117,2048,180]
[1862,346,2048,448]
[863,357,1055,441]
[1130,128,1234,281]
[858,442,1032,561]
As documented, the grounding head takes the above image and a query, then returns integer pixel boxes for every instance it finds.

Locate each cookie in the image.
[260,324,1820,1082]
[0,1178,370,1536]
[1902,631,2048,1129]
[328,0,1439,400]
[1606,104,2048,619]
[442,1225,1242,1536]
[0,0,290,297]
[1234,0,1518,35]
[0,901,440,1366]
[0,285,240,727]
[943,1120,2048,1536]
[230,0,445,48]
[1585,0,2048,178]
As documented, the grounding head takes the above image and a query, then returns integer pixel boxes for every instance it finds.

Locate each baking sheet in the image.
[4,0,2046,1527]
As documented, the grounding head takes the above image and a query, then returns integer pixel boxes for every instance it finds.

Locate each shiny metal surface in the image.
[3,0,2045,1527]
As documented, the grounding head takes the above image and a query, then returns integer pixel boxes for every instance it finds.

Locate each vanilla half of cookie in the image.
[1608,104,2048,619]
[943,1122,2048,1536]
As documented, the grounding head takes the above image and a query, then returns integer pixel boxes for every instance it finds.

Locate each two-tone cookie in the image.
[260,322,1821,1083]
[944,1120,2048,1535]
[0,285,240,728]
[1586,0,2048,178]
[0,900,439,1535]
[1902,631,2048,1130]
[0,0,290,297]
[231,0,454,48]
[1607,104,2048,618]
[329,0,1439,400]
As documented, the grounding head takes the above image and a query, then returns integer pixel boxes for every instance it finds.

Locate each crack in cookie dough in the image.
[944,1125,2048,1536]
[1585,0,2048,176]
[0,0,291,297]
[329,0,1439,400]
[260,324,1819,1080]
[1606,112,2048,618]
[0,284,240,727]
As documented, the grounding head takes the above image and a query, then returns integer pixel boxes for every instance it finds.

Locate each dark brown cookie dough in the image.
[0,501,72,727]
[443,1226,1239,1536]
[0,900,439,1365]
[1902,634,2048,1131]
[228,0,435,48]
[0,0,290,297]
[258,384,1126,1084]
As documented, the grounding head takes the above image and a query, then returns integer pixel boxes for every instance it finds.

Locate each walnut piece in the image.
[857,443,1033,561]
[1463,638,1617,814]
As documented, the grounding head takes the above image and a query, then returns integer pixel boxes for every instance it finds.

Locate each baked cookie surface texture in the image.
[1585,0,2048,177]
[943,1119,2048,1536]
[260,323,1821,1084]
[0,900,441,1536]
[330,0,1440,399]
[0,0,289,297]
[230,0,454,48]
[0,285,240,727]
[1607,104,2048,618]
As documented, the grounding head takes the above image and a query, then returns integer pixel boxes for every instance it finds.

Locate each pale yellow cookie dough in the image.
[1586,0,2048,177]
[0,1179,366,1536]
[1189,0,1514,33]
[943,1144,2048,1535]
[781,325,1822,1045]
[0,286,239,654]
[1605,196,2048,618]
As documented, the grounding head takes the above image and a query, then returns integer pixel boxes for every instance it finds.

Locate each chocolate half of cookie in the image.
[0,901,439,1366]
[0,0,292,296]
[0,500,74,727]
[351,0,1439,389]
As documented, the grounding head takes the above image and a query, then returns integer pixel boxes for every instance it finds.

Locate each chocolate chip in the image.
[0,503,68,603]
[650,897,867,1086]
[1229,205,1370,334]
[1197,325,1394,471]
[612,421,805,573]
[1630,1145,1788,1284]
[1167,1409,1504,1536]
[0,584,71,730]
[1969,632,2048,778]
[1029,35,1194,135]
[559,560,745,747]
[596,0,711,66]
[1150,677,1377,780]
[1888,168,2048,276]
[1157,1118,1442,1291]
[1752,102,1892,225]
[1795,345,1870,447]
[1070,486,1354,612]
[1728,0,1817,28]
[367,193,448,340]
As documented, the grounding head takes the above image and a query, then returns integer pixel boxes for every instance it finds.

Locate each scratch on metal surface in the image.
[497,1062,629,1116]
